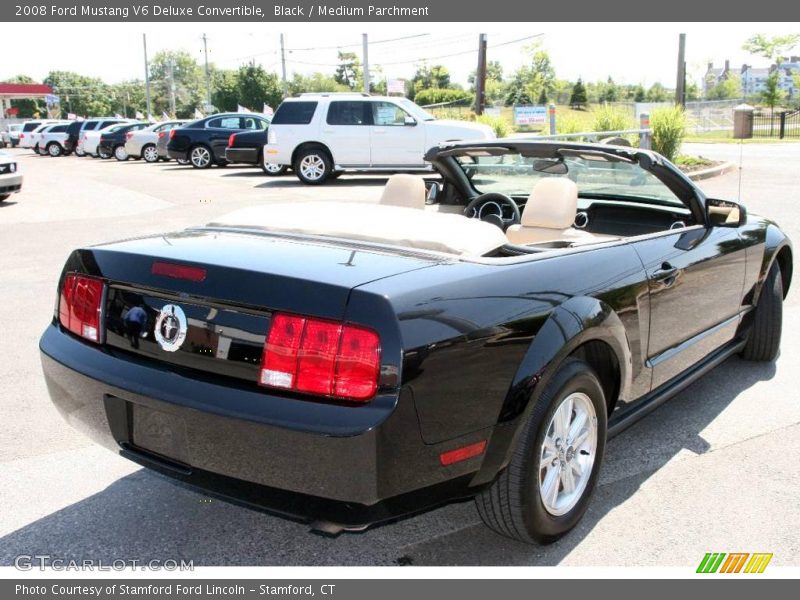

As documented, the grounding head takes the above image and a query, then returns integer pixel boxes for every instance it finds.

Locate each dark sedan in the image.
[225,130,288,175]
[97,122,149,161]
[39,140,791,544]
[167,113,270,169]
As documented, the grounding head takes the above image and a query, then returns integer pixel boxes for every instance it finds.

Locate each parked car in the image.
[0,151,22,201]
[167,113,270,169]
[19,120,66,153]
[125,120,187,162]
[156,128,188,164]
[39,139,792,544]
[37,122,72,156]
[263,93,494,184]
[66,118,127,156]
[98,122,149,161]
[3,124,23,148]
[81,122,133,158]
[225,129,287,175]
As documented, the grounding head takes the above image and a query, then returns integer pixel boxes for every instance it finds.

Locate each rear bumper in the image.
[39,324,491,527]
[225,147,258,164]
[0,173,23,194]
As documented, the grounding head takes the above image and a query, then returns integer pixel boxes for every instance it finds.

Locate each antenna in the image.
[737,137,744,203]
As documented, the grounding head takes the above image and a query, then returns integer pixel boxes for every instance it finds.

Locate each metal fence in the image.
[753,108,800,138]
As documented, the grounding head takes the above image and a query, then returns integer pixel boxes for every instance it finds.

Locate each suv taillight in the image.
[58,274,104,343]
[260,313,380,402]
[228,133,236,147]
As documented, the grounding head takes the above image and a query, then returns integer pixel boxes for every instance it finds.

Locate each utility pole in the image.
[362,33,370,93]
[167,58,176,117]
[279,34,288,97]
[143,33,152,119]
[474,33,488,115]
[676,33,687,107]
[201,33,211,112]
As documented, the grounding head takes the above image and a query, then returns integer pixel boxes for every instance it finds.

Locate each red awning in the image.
[0,83,53,96]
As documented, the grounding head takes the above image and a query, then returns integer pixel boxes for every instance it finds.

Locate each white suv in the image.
[263,93,495,184]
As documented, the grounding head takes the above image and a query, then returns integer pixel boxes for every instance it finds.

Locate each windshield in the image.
[397,98,436,122]
[456,151,683,207]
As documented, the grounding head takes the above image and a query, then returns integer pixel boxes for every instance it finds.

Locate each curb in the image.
[687,161,737,181]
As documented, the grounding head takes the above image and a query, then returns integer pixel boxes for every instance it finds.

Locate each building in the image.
[706,57,800,99]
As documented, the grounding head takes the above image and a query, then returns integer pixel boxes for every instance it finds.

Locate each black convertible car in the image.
[40,140,791,543]
[167,113,270,169]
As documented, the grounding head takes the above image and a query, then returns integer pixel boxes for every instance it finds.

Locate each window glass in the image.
[243,117,268,130]
[51,124,68,133]
[208,117,241,129]
[372,102,410,126]
[326,101,370,126]
[271,101,317,124]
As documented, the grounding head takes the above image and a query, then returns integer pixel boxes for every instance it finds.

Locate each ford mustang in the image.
[39,140,792,543]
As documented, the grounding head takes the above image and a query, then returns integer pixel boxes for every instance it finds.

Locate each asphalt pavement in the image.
[0,142,798,566]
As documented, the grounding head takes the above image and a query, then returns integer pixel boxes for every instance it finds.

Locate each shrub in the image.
[476,114,511,138]
[556,114,584,135]
[650,105,686,161]
[414,87,473,107]
[592,103,634,133]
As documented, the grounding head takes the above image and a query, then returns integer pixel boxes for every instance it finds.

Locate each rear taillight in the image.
[126,132,134,140]
[228,133,236,147]
[260,313,380,402]
[58,274,104,343]
[158,131,166,139]
[169,129,177,139]
[19,133,24,139]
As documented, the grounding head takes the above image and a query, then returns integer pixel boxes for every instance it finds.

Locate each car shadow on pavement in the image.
[0,356,776,566]
[254,177,391,189]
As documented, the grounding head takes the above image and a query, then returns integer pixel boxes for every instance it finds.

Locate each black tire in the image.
[98,146,112,159]
[176,158,190,165]
[142,144,159,163]
[329,171,343,180]
[261,162,288,176]
[742,262,783,362]
[476,358,607,544]
[189,144,213,169]
[33,143,40,154]
[0,193,10,202]
[47,143,63,157]
[114,145,129,161]
[293,146,332,185]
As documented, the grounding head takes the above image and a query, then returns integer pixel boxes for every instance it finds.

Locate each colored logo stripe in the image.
[697,552,773,573]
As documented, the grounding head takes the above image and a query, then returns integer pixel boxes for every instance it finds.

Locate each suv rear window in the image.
[271,101,317,125]
[23,122,41,132]
[50,124,68,133]
[326,101,370,126]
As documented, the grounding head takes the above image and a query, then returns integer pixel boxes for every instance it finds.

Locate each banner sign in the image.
[513,105,547,126]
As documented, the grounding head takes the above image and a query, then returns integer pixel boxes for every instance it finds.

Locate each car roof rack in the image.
[295,92,371,98]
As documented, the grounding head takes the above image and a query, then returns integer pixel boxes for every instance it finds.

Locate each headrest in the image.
[378,174,426,209]
[521,178,579,229]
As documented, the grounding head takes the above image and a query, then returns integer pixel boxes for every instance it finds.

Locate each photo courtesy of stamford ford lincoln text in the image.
[0,0,799,594]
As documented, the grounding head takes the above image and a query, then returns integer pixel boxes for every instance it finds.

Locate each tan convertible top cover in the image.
[209,202,508,257]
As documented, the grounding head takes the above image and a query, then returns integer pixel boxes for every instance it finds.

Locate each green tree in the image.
[743,33,799,111]
[149,50,205,118]
[569,78,588,109]
[646,82,668,102]
[760,72,785,111]
[601,76,619,102]
[706,72,742,100]
[334,51,362,90]
[287,72,349,95]
[236,62,282,112]
[212,69,239,112]
[110,80,147,118]
[410,63,451,98]
[633,85,646,102]
[43,71,113,117]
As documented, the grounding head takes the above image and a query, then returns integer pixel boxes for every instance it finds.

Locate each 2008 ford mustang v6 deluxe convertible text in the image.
[40,140,792,543]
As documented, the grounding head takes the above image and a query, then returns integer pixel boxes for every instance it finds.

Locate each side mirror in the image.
[404,116,417,127]
[706,198,746,228]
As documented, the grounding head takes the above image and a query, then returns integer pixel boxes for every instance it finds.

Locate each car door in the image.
[632,220,747,389]
[322,101,371,166]
[369,100,426,166]
[206,116,243,159]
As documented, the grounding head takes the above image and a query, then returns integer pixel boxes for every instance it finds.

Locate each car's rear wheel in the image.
[262,162,288,176]
[0,194,10,202]
[476,358,607,544]
[142,144,159,163]
[114,145,129,161]
[176,157,190,165]
[294,147,332,185]
[190,145,212,169]
[742,262,783,362]
[33,143,40,154]
[74,147,85,157]
[48,143,63,157]
[98,146,112,159]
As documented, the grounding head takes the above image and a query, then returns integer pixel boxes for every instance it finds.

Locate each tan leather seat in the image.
[378,174,426,209]
[506,178,612,245]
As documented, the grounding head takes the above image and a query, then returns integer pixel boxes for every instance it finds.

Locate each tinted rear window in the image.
[272,102,318,125]
[51,124,68,133]
[326,101,370,126]
[23,122,41,132]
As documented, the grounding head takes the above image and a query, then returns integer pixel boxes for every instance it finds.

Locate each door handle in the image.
[322,129,335,134]
[651,262,679,285]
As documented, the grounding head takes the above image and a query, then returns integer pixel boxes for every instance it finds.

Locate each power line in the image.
[372,34,543,67]
[286,33,430,52]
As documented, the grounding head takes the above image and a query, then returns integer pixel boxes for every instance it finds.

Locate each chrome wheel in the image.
[299,154,325,181]
[190,146,211,168]
[264,162,285,174]
[539,392,598,517]
[48,144,61,157]
[114,145,128,161]
[143,145,159,163]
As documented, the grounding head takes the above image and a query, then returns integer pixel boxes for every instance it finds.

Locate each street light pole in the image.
[475,33,488,115]
[143,33,152,119]
[362,33,370,93]
[280,34,288,97]
[676,33,687,107]
[202,33,211,111]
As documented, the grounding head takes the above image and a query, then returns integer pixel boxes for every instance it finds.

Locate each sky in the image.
[1,22,798,88]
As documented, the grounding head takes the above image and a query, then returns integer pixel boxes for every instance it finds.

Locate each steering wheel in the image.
[463,193,521,230]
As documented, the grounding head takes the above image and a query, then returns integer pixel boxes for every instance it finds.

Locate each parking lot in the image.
[1,143,798,566]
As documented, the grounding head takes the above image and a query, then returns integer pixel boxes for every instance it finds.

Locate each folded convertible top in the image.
[208,201,508,257]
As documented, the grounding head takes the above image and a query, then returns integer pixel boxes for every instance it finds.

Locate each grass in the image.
[685,130,800,143]
[675,155,713,167]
